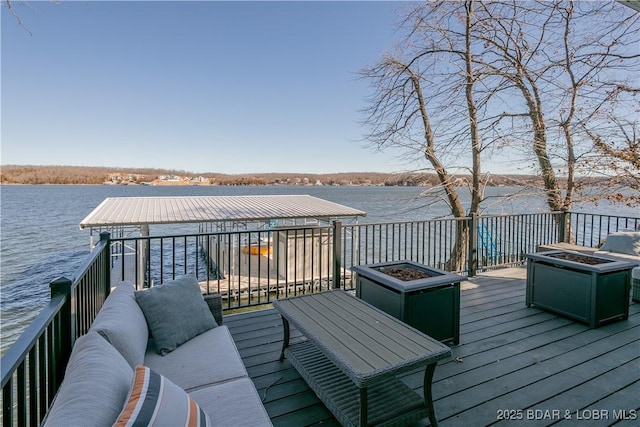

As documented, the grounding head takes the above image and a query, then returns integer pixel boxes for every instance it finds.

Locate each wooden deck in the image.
[223,267,640,427]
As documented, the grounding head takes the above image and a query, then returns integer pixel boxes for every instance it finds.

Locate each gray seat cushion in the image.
[43,332,133,427]
[144,325,248,392]
[189,378,273,426]
[135,274,217,355]
[90,282,148,367]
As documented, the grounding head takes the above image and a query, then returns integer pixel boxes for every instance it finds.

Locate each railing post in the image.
[333,221,342,289]
[49,277,75,389]
[559,209,569,243]
[143,224,151,288]
[100,231,111,297]
[468,214,478,277]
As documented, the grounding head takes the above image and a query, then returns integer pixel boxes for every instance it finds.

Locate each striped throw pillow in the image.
[114,365,211,427]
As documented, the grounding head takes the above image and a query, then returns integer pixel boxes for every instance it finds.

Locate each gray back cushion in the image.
[135,274,217,355]
[90,282,149,367]
[600,231,640,256]
[43,332,133,426]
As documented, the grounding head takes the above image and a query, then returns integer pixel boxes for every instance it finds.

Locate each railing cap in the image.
[50,276,73,295]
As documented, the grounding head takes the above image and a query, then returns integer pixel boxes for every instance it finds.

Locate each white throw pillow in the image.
[113,365,212,427]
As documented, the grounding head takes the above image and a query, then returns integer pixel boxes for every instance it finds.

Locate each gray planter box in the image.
[352,260,464,345]
[526,250,635,328]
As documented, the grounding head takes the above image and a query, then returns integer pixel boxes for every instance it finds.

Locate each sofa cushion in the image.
[144,325,248,392]
[114,365,211,427]
[135,274,217,355]
[189,378,273,426]
[43,332,133,427]
[90,282,149,367]
[600,231,640,257]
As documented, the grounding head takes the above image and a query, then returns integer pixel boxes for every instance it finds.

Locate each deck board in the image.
[224,267,640,426]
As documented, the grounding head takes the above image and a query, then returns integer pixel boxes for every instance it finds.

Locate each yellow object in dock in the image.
[241,244,271,256]
[242,239,271,256]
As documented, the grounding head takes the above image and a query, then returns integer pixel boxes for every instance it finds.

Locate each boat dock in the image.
[83,195,365,300]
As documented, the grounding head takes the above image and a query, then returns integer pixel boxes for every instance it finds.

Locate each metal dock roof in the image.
[79,195,366,229]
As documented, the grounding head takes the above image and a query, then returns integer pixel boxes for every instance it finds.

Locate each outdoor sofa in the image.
[42,274,272,426]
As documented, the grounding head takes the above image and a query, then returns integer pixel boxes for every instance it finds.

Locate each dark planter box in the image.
[351,260,464,345]
[526,250,634,328]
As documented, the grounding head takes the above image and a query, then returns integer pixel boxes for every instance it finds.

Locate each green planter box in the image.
[352,261,464,345]
[526,251,635,328]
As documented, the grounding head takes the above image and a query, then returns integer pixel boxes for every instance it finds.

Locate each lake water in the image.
[1,184,637,353]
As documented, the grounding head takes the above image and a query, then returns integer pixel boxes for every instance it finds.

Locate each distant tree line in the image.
[0,164,615,187]
[1,165,107,184]
[0,165,162,185]
[0,166,400,186]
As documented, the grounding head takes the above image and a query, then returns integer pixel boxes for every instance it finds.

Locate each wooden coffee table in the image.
[273,290,451,427]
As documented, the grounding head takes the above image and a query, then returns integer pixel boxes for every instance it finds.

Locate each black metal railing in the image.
[473,211,564,271]
[337,211,566,281]
[568,212,640,247]
[1,233,110,427]
[109,225,338,310]
[339,217,470,282]
[2,211,638,426]
[107,211,638,298]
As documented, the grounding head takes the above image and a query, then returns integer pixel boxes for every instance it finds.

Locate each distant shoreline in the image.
[0,164,568,187]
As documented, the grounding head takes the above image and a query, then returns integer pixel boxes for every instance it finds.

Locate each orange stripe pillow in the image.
[114,365,211,427]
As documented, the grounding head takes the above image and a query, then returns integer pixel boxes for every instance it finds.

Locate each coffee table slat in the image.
[313,291,442,354]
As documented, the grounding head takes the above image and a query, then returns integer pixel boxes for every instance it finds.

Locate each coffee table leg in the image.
[359,387,368,427]
[423,363,438,427]
[279,316,290,361]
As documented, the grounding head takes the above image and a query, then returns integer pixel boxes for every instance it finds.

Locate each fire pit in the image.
[351,261,465,344]
[525,250,635,328]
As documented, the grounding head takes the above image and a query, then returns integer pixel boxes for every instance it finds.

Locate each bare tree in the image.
[473,0,640,212]
[2,0,39,35]
[361,1,488,270]
[583,117,640,206]
[365,0,638,214]
[361,1,639,268]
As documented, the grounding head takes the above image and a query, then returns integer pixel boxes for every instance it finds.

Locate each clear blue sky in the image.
[2,1,416,174]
